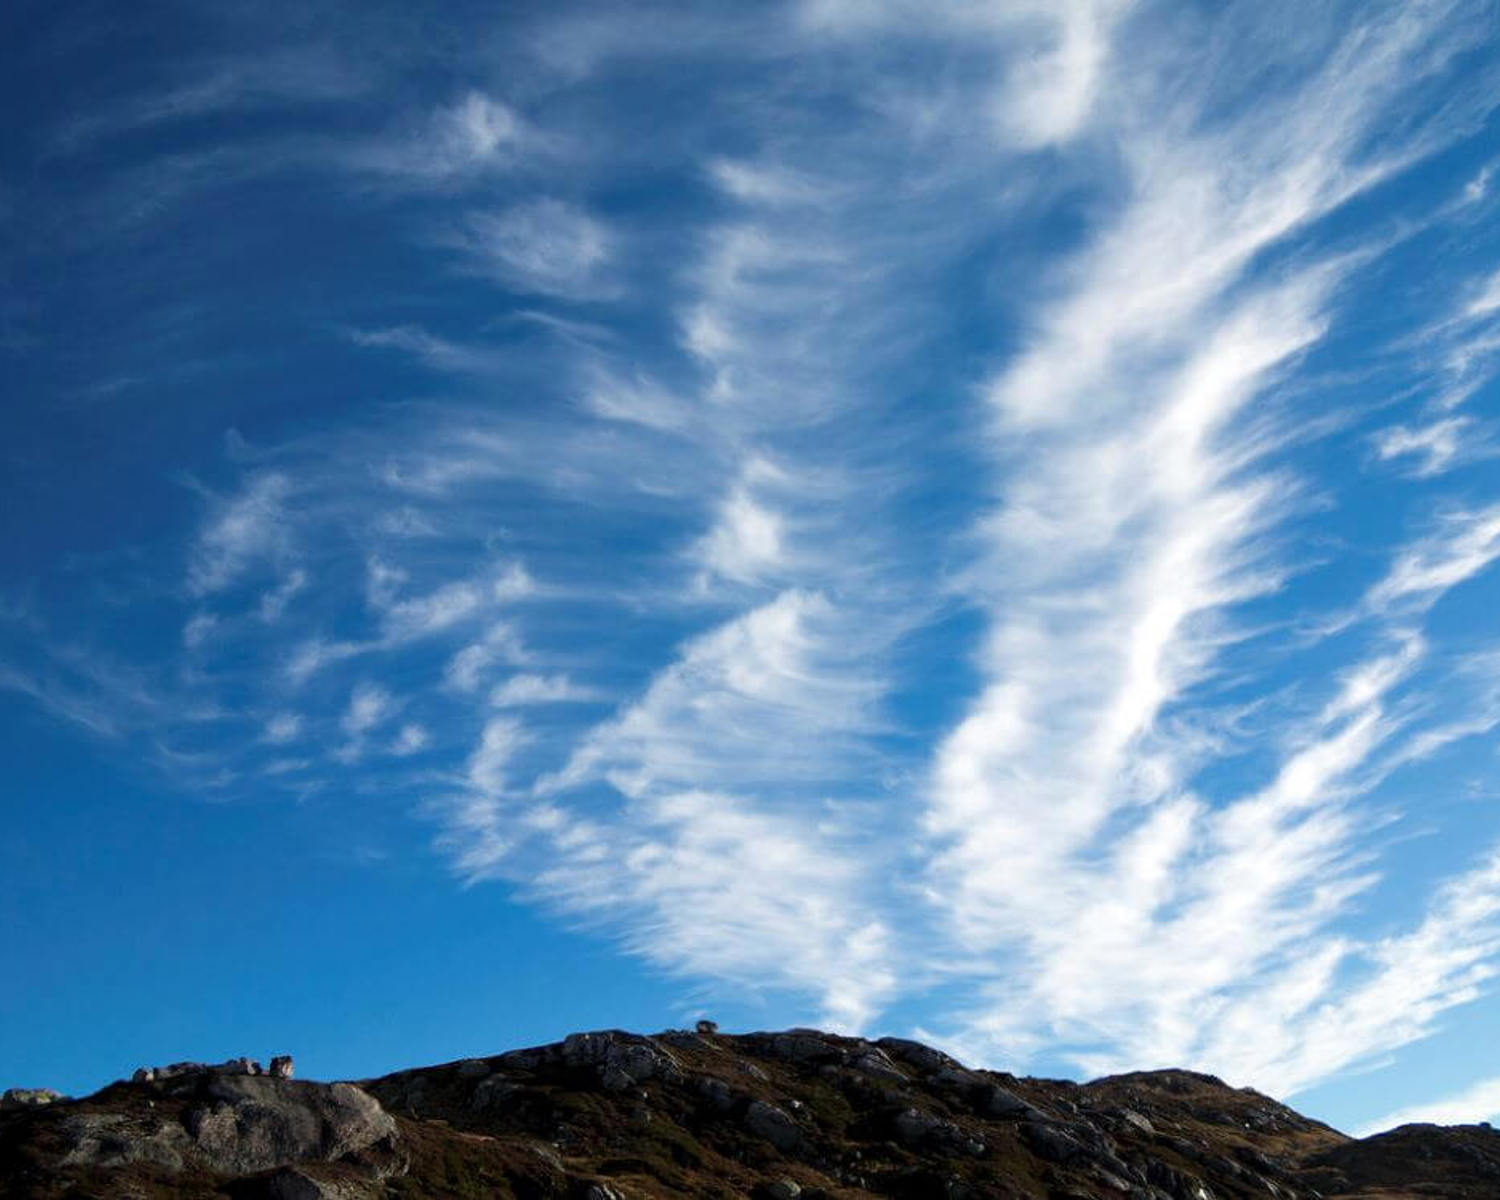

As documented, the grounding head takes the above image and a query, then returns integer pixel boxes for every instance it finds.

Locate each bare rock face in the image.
[269,1056,295,1080]
[59,1112,192,1170]
[0,1089,64,1110]
[559,1030,684,1092]
[185,1076,395,1176]
[743,1099,804,1153]
[36,1073,396,1184]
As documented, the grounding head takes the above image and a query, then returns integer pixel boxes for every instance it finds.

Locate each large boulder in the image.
[744,1100,804,1152]
[186,1076,396,1175]
[60,1112,192,1171]
[560,1031,682,1092]
[1,1087,65,1110]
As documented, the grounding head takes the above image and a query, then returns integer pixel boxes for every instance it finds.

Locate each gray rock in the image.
[976,1082,1041,1120]
[1022,1120,1137,1184]
[656,1030,710,1051]
[147,1061,209,1081]
[892,1108,984,1156]
[696,1019,719,1035]
[894,1107,947,1144]
[763,1031,847,1064]
[270,1056,296,1080]
[59,1112,191,1171]
[930,1066,983,1091]
[562,1031,680,1090]
[1,1087,64,1109]
[766,1178,802,1199]
[876,1037,961,1075]
[849,1049,908,1083]
[584,1185,625,1200]
[186,1076,396,1175]
[1119,1108,1155,1135]
[744,1100,804,1152]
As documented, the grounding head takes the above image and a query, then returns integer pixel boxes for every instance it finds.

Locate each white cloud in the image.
[491,562,536,601]
[341,682,394,738]
[1463,164,1494,206]
[1361,1072,1500,1135]
[188,473,292,595]
[0,664,123,738]
[528,789,898,1029]
[444,622,527,692]
[356,92,524,182]
[692,485,786,586]
[489,673,603,707]
[285,637,366,685]
[347,325,498,374]
[456,199,610,297]
[917,0,1500,1092]
[545,589,881,800]
[469,716,526,798]
[391,722,430,756]
[1367,504,1500,613]
[263,712,302,744]
[258,569,307,622]
[378,579,484,641]
[1465,267,1500,319]
[990,0,1130,149]
[1374,416,1472,477]
[182,611,219,649]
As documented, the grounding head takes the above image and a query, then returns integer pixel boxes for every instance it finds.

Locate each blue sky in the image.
[4,0,1500,1137]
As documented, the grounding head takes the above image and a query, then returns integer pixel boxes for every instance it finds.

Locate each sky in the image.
[4,0,1500,1139]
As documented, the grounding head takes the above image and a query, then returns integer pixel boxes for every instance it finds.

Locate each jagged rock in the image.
[184,1076,396,1175]
[876,1037,961,1075]
[848,1047,907,1082]
[561,1031,682,1091]
[270,1055,295,1080]
[696,1019,719,1035]
[892,1107,985,1156]
[1022,1119,1136,1183]
[60,1112,193,1170]
[765,1178,802,1199]
[976,1082,1042,1120]
[1,1087,64,1109]
[583,1184,625,1200]
[744,1099,803,1152]
[759,1030,848,1065]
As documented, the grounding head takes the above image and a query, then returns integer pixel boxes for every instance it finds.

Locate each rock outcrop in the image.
[0,1092,63,1112]
[4,1028,1499,1199]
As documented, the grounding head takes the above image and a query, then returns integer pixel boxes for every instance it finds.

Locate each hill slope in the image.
[3,1026,1497,1199]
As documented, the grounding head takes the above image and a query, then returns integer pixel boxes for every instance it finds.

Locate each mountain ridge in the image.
[3,1025,1497,1199]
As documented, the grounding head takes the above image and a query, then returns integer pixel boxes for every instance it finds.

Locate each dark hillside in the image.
[1,1027,1493,1199]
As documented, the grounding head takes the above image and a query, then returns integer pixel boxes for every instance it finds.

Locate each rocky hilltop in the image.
[3,1026,1498,1199]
